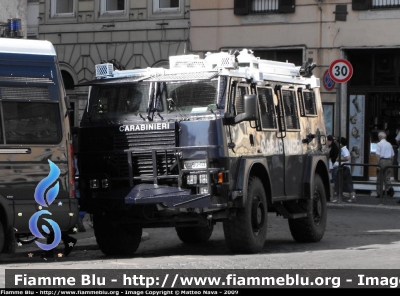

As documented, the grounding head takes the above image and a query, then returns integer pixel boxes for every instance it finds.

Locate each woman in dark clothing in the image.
[327,135,339,187]
[328,135,339,165]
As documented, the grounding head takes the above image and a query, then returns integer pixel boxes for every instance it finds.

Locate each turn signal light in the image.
[217,172,224,184]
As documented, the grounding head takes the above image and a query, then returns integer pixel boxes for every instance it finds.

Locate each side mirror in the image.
[234,94,258,123]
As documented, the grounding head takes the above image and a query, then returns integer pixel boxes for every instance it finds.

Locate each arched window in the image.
[61,70,75,89]
[152,60,170,69]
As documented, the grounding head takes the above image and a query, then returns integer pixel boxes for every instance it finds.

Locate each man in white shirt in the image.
[376,131,394,198]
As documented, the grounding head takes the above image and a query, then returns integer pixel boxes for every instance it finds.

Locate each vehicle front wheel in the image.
[223,176,268,254]
[175,225,214,244]
[288,174,327,242]
[94,215,142,256]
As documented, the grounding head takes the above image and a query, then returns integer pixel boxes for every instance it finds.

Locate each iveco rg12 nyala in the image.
[77,49,331,255]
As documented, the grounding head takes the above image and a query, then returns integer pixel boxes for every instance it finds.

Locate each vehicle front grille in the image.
[114,128,177,178]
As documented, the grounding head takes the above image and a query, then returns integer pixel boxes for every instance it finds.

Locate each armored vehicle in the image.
[77,49,331,255]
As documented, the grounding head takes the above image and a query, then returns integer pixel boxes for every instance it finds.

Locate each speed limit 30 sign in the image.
[329,59,353,83]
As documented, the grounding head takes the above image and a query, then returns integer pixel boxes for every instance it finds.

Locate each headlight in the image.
[187,175,197,185]
[90,179,98,189]
[184,160,207,170]
[101,179,109,188]
[199,187,209,194]
[199,174,208,184]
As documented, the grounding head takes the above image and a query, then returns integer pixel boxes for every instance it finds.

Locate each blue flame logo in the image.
[34,160,60,207]
[29,160,62,250]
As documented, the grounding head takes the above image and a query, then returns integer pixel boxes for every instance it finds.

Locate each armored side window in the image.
[281,89,300,130]
[257,87,276,130]
[298,88,317,117]
[217,76,228,108]
[235,85,248,115]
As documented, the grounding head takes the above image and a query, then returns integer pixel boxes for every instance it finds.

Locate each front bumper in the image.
[124,183,211,208]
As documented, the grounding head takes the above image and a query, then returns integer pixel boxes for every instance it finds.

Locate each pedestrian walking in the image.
[333,137,356,203]
[328,135,339,183]
[395,127,400,181]
[375,131,394,199]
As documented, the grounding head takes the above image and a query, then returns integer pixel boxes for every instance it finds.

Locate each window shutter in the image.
[278,0,295,13]
[352,0,370,10]
[234,0,250,15]
[334,4,348,21]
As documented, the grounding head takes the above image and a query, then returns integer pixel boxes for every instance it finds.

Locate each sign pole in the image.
[329,59,353,203]
[337,82,343,203]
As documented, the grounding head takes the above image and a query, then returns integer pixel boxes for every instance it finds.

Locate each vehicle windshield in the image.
[86,79,219,123]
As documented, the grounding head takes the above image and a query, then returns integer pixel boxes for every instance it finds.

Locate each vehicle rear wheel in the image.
[175,225,214,244]
[223,176,268,254]
[94,215,142,256]
[288,174,327,242]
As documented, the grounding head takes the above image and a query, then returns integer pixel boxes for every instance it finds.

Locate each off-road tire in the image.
[175,225,214,244]
[3,226,16,254]
[288,174,327,242]
[0,220,4,254]
[223,176,268,254]
[94,215,142,256]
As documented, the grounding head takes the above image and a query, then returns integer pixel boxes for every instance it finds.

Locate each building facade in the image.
[0,0,28,38]
[35,0,191,126]
[190,0,400,180]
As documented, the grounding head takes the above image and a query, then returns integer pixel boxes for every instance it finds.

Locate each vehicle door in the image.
[275,85,304,197]
[255,85,285,197]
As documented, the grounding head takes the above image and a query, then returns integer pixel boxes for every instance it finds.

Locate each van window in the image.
[282,89,300,130]
[3,102,62,144]
[257,87,276,130]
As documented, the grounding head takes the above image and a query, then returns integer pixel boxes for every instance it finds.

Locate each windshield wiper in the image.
[209,108,217,119]
[147,82,166,121]
[147,82,156,121]
[157,112,164,120]
[139,113,146,121]
[167,97,188,121]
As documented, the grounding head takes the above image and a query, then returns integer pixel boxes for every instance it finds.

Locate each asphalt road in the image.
[1,205,400,278]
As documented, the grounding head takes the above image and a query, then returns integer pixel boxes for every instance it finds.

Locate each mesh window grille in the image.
[0,86,50,100]
[235,86,247,115]
[303,90,317,116]
[282,90,300,130]
[372,0,400,8]
[257,87,276,129]
[252,0,279,12]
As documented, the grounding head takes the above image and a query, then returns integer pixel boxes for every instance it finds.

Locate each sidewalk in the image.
[328,191,400,209]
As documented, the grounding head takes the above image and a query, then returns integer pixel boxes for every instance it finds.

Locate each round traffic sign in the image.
[323,69,335,91]
[329,59,353,83]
